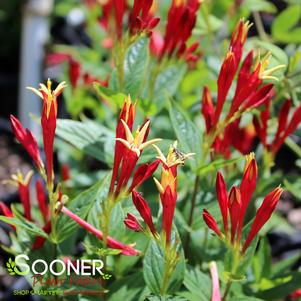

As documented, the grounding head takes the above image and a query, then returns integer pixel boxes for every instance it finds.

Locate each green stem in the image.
[148,59,164,100]
[222,279,233,301]
[160,256,171,296]
[115,41,126,91]
[184,175,200,255]
[52,243,59,301]
[47,180,60,300]
[200,3,217,54]
[101,198,114,301]
[285,136,301,158]
[252,12,270,42]
[160,245,177,296]
[223,247,241,300]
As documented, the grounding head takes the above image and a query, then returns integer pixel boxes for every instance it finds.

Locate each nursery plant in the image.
[1,0,301,300]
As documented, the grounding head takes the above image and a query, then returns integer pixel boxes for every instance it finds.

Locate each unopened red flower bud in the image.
[124,213,143,232]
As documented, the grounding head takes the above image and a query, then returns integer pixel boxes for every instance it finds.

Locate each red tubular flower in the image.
[216,172,228,233]
[202,209,222,237]
[253,100,270,147]
[290,289,301,299]
[0,202,15,231]
[202,86,215,133]
[129,0,160,35]
[27,80,67,186]
[61,205,139,256]
[61,163,71,182]
[36,179,49,222]
[158,0,200,60]
[124,213,143,232]
[132,191,157,235]
[128,159,160,192]
[230,19,252,65]
[237,153,257,239]
[254,99,301,156]
[69,58,81,89]
[10,115,43,171]
[202,21,284,158]
[204,155,282,253]
[232,122,256,155]
[209,262,221,301]
[0,201,13,218]
[32,221,51,250]
[241,83,274,112]
[10,171,33,221]
[110,98,161,198]
[150,30,164,56]
[211,120,256,159]
[272,101,301,154]
[110,97,136,194]
[228,186,241,242]
[113,0,126,39]
[242,187,283,252]
[214,51,236,125]
[154,142,194,243]
[274,99,291,143]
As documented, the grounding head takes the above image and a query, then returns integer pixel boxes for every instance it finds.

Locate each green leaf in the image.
[56,174,110,243]
[257,272,301,300]
[0,211,48,238]
[93,83,127,111]
[153,65,186,112]
[124,38,149,98]
[183,265,211,301]
[272,5,301,43]
[271,253,300,277]
[107,272,149,301]
[145,295,187,301]
[168,100,201,170]
[243,0,276,13]
[143,240,185,295]
[56,119,115,165]
[196,13,223,35]
[197,156,244,176]
[238,236,259,277]
[253,238,272,283]
[230,297,265,301]
[248,39,288,67]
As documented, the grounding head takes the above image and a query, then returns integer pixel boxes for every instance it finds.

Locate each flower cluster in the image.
[254,98,301,157]
[203,153,283,253]
[100,0,160,39]
[151,0,201,62]
[0,171,51,250]
[109,96,161,199]
[50,54,108,89]
[125,141,193,245]
[55,97,162,255]
[201,20,285,158]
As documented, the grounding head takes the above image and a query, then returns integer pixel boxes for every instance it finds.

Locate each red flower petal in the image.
[216,172,228,233]
[203,209,222,237]
[129,160,160,192]
[10,115,43,171]
[36,179,49,222]
[242,187,283,252]
[61,206,139,256]
[132,191,157,235]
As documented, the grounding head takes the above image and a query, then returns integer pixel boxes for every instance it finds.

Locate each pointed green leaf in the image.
[143,240,185,295]
[168,100,201,170]
[124,38,149,98]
